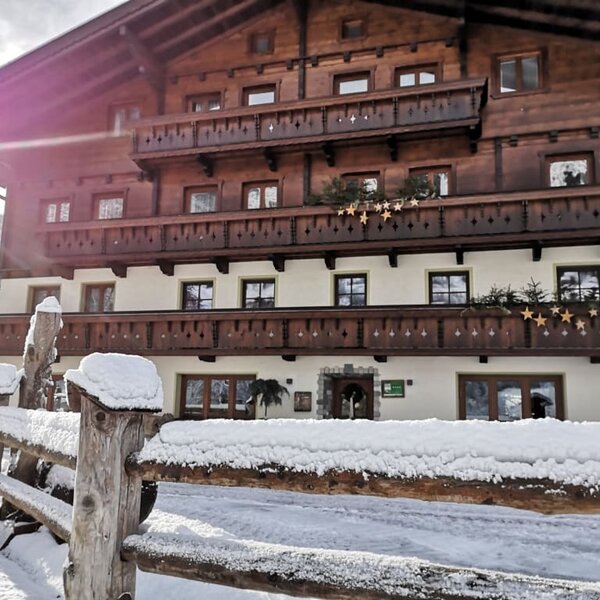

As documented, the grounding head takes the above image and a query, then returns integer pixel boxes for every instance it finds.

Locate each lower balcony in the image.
[0,306,598,358]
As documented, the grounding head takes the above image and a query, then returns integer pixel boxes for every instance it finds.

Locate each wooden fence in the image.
[1,370,599,599]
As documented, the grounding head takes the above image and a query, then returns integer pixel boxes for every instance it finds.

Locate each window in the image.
[29,286,60,312]
[409,166,451,197]
[182,281,214,310]
[459,375,564,421]
[83,284,115,312]
[557,266,600,302]
[496,52,541,94]
[342,173,379,195]
[186,93,221,113]
[249,31,274,54]
[547,154,593,187]
[42,199,70,223]
[186,187,217,213]
[335,274,367,307]
[180,374,256,420]
[244,85,276,106]
[243,181,278,209]
[396,64,439,88]
[109,103,141,134]
[429,271,469,305]
[341,18,365,39]
[242,279,275,309]
[334,72,370,95]
[95,195,124,220]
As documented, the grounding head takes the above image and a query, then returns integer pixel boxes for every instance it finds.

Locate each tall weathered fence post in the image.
[62,353,163,600]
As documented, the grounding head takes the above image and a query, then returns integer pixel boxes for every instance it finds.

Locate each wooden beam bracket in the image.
[269,254,285,272]
[455,246,464,266]
[198,356,216,363]
[387,249,399,268]
[324,251,337,271]
[212,257,229,275]
[374,355,387,363]
[156,260,174,276]
[264,148,277,172]
[322,142,335,167]
[109,263,128,278]
[532,242,543,262]
[196,155,213,178]
[386,134,398,162]
[282,355,296,362]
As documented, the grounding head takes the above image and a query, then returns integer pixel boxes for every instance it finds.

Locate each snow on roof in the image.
[138,418,600,490]
[65,353,164,412]
[0,364,23,395]
[33,296,62,313]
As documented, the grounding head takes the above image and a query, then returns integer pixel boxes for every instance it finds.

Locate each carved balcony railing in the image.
[130,78,487,159]
[0,305,598,357]
[36,185,600,273]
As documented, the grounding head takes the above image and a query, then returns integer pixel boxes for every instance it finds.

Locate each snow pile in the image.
[139,418,600,489]
[0,364,23,395]
[0,406,79,459]
[65,353,164,412]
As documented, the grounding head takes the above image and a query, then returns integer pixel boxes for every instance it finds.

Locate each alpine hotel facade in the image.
[0,0,599,422]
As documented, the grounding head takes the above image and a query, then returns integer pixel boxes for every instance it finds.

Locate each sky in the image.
[0,0,127,67]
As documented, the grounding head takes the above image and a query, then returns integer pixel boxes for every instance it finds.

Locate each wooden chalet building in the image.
[0,0,599,422]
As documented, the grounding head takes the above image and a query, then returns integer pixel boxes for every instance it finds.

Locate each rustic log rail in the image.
[0,304,598,357]
[129,78,487,159]
[38,185,600,270]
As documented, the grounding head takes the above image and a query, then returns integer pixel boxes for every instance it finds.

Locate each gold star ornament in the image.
[561,309,573,323]
[382,201,390,210]
[393,201,403,212]
[410,198,420,208]
[359,211,369,225]
[346,204,356,216]
[520,307,534,320]
[550,305,561,316]
[374,203,383,213]
[381,209,392,222]
[589,308,598,317]
[576,319,586,331]
[337,207,345,216]
[533,313,547,327]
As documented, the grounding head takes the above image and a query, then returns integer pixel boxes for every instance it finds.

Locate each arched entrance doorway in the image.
[332,377,374,420]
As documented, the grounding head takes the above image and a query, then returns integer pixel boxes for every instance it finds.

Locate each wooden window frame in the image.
[334,273,368,307]
[185,186,219,213]
[428,271,469,305]
[82,283,115,313]
[243,180,279,210]
[241,278,276,309]
[458,374,564,421]
[28,285,60,313]
[179,374,256,420]
[556,265,600,303]
[108,101,141,134]
[409,165,454,197]
[181,281,214,311]
[40,198,71,224]
[243,84,277,107]
[395,63,440,88]
[185,92,222,113]
[333,70,372,96]
[544,152,595,188]
[492,49,546,98]
[340,17,366,40]
[93,192,126,220]
[248,30,275,55]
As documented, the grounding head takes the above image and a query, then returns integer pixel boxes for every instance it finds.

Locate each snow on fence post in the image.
[63,353,163,600]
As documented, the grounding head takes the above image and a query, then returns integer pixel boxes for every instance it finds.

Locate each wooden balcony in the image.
[130,78,487,160]
[0,305,598,358]
[38,185,600,274]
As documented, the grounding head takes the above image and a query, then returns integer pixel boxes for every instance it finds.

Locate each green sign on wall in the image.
[381,380,405,398]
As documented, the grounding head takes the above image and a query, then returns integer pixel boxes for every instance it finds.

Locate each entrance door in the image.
[332,377,374,420]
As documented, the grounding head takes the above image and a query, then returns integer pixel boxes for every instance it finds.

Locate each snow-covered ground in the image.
[1,482,600,599]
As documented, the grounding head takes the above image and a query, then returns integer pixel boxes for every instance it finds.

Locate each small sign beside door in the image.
[294,391,312,412]
[381,380,405,398]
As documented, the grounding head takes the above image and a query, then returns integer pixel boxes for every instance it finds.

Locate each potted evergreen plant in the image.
[248,378,289,418]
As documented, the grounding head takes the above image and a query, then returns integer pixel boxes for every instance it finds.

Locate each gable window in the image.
[186,93,221,113]
[29,286,60,313]
[396,64,439,88]
[242,279,275,309]
[547,153,593,187]
[335,274,367,307]
[243,181,278,209]
[459,375,564,421]
[109,103,140,134]
[182,281,214,310]
[249,31,274,55]
[341,18,365,40]
[334,72,370,95]
[557,266,600,302]
[496,52,541,94]
[409,166,451,197]
[42,199,70,223]
[187,187,218,213]
[244,85,276,106]
[95,195,124,220]
[180,374,255,420]
[83,283,115,312]
[429,271,469,305]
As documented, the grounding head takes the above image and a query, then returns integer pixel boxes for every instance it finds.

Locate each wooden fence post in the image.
[63,383,146,600]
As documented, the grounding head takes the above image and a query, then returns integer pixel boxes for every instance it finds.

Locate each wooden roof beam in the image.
[119,26,164,91]
[141,0,218,39]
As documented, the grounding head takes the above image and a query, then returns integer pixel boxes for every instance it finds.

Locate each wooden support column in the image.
[294,0,308,100]
[64,384,147,600]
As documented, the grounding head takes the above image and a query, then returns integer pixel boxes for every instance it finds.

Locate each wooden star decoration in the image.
[393,201,403,212]
[576,319,586,331]
[374,202,383,213]
[550,305,561,316]
[382,201,390,210]
[381,209,392,221]
[589,308,598,318]
[359,211,369,225]
[346,204,356,216]
[337,207,345,216]
[410,198,420,208]
[520,307,534,320]
[533,313,547,327]
[561,309,573,323]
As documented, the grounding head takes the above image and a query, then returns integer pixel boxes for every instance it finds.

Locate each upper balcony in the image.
[130,78,488,161]
[34,185,600,276]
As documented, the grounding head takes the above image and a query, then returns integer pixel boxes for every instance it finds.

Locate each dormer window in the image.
[341,18,365,40]
[334,72,370,95]
[187,93,221,113]
[244,85,276,106]
[396,64,439,88]
[249,31,274,54]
